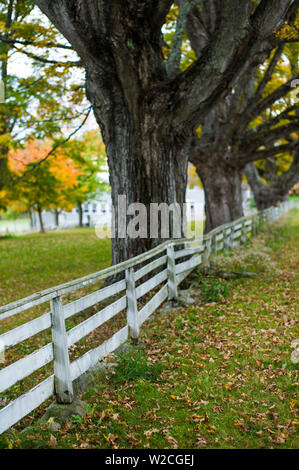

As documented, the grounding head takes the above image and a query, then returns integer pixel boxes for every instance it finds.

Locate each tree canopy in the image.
[0,0,87,193]
[1,1,298,255]
[1,129,108,230]
[188,23,299,230]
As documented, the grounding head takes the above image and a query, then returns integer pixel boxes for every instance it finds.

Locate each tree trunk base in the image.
[197,162,244,233]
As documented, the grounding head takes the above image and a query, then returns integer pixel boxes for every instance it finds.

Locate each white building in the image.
[30,174,252,232]
[30,191,112,231]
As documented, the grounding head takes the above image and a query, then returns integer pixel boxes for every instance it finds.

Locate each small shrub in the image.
[110,349,163,384]
[200,278,230,303]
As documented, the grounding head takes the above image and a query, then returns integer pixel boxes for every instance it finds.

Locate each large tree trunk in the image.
[244,162,293,211]
[197,161,244,234]
[101,123,188,265]
[253,189,289,210]
[88,76,189,265]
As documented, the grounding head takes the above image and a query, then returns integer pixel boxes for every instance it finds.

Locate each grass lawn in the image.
[0,228,113,411]
[0,227,111,307]
[0,210,298,449]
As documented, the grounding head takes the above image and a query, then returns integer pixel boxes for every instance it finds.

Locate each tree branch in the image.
[244,162,264,192]
[243,74,299,125]
[169,0,294,133]
[245,148,299,197]
[282,148,299,189]
[9,107,92,184]
[12,45,82,67]
[240,121,299,154]
[185,2,209,58]
[151,0,174,29]
[166,0,198,78]
[242,141,298,164]
[0,34,74,50]
[32,0,105,65]
[201,0,219,34]
[253,44,284,102]
[242,104,298,140]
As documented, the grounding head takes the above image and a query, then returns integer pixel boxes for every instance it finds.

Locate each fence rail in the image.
[0,201,294,434]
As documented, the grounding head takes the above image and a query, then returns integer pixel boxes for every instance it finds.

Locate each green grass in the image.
[198,278,230,303]
[0,228,113,417]
[1,210,299,449]
[0,227,111,307]
[110,349,163,385]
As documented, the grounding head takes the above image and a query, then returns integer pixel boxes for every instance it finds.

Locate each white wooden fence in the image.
[0,201,294,434]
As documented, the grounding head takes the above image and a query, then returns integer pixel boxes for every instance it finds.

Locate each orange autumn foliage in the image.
[7,139,82,213]
[9,139,81,184]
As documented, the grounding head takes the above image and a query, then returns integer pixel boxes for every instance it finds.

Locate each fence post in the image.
[126,268,139,341]
[223,228,229,254]
[255,214,259,234]
[167,244,178,300]
[50,295,73,404]
[252,215,257,236]
[229,226,235,250]
[203,237,211,266]
[272,207,275,220]
[212,234,217,258]
[241,221,247,244]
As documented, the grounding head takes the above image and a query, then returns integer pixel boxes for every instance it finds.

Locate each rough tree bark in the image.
[245,153,299,210]
[196,158,244,233]
[33,0,294,263]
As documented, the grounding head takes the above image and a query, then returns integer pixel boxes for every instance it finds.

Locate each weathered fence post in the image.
[251,215,255,236]
[50,295,73,404]
[212,234,217,258]
[241,221,247,244]
[167,244,178,300]
[203,237,211,266]
[229,226,235,251]
[126,268,139,342]
[255,214,260,234]
[223,228,229,254]
[267,207,272,222]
